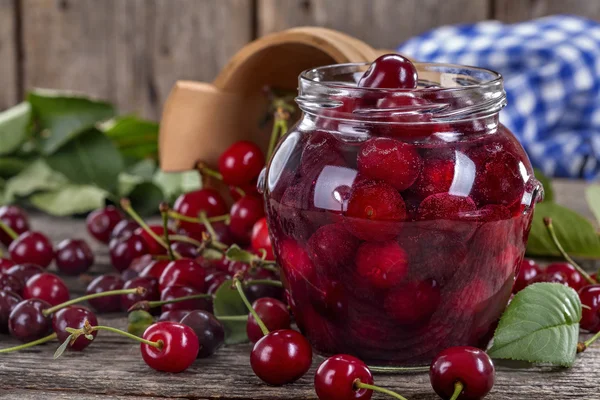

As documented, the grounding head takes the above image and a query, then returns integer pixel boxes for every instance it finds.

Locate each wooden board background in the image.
[1,0,599,118]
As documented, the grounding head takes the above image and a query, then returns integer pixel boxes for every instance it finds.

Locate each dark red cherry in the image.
[140,321,199,372]
[8,298,52,342]
[278,239,316,288]
[358,53,417,89]
[247,297,291,343]
[158,309,191,322]
[120,277,159,312]
[160,286,210,313]
[418,193,477,220]
[23,273,69,307]
[52,306,98,351]
[531,270,568,285]
[244,275,285,304]
[229,178,260,201]
[55,238,94,275]
[0,258,16,272]
[430,346,495,400]
[5,263,43,284]
[471,150,524,207]
[357,137,422,191]
[0,205,29,246]
[410,157,455,200]
[218,140,265,186]
[0,273,24,295]
[229,196,265,244]
[179,221,235,246]
[173,188,228,234]
[110,219,139,240]
[355,241,408,289]
[545,262,585,291]
[251,217,274,260]
[314,354,374,400]
[158,259,207,293]
[0,290,22,333]
[86,274,124,313]
[579,285,600,333]
[134,225,173,256]
[384,279,440,325]
[86,206,124,244]
[139,260,170,280]
[307,224,359,274]
[128,254,154,273]
[250,329,312,385]
[171,241,199,259]
[180,310,225,358]
[205,271,231,296]
[513,259,541,293]
[109,233,149,272]
[8,231,54,268]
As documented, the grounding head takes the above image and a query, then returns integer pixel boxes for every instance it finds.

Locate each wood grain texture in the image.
[258,0,491,50]
[494,0,600,22]
[0,0,19,111]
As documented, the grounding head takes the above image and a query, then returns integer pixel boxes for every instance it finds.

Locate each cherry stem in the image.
[368,365,430,373]
[196,161,223,181]
[168,211,230,225]
[233,278,269,336]
[449,381,464,400]
[42,287,145,316]
[244,279,283,288]
[128,293,214,312]
[578,330,600,353]
[216,315,248,322]
[198,212,228,250]
[0,220,18,240]
[266,107,291,162]
[0,332,57,353]
[168,234,204,248]
[159,203,175,261]
[86,324,163,349]
[544,217,597,284]
[353,379,409,400]
[120,198,182,260]
[232,186,246,198]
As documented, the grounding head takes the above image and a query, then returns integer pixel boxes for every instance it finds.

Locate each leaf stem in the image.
[160,203,175,261]
[353,379,409,400]
[128,294,213,312]
[449,381,464,400]
[233,278,269,336]
[0,220,18,240]
[0,333,57,353]
[43,287,144,316]
[543,217,597,284]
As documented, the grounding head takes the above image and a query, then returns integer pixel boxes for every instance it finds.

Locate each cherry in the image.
[355,241,408,289]
[513,259,541,293]
[109,233,149,272]
[250,329,312,385]
[531,270,568,285]
[52,306,98,351]
[409,157,455,200]
[579,285,600,332]
[158,309,191,322]
[418,193,477,220]
[244,274,285,304]
[86,206,124,244]
[476,204,512,222]
[247,297,291,343]
[139,260,170,280]
[0,205,29,246]
[206,271,231,297]
[179,221,235,247]
[430,346,495,400]
[218,140,265,186]
[230,178,260,201]
[158,259,207,293]
[0,258,16,272]
[545,262,585,291]
[8,231,54,268]
[23,273,69,307]
[120,268,139,281]
[251,217,274,260]
[173,188,228,233]
[299,131,347,177]
[134,225,173,256]
[471,150,524,207]
[8,298,52,342]
[110,219,139,240]
[171,241,199,259]
[140,321,199,372]
[307,224,358,274]
[120,277,159,312]
[55,238,94,275]
[357,138,422,191]
[160,285,210,313]
[278,239,316,289]
[0,273,24,295]
[86,274,124,313]
[0,290,22,333]
[229,195,265,244]
[314,354,374,400]
[180,310,225,358]
[384,279,440,325]
[5,263,43,284]
[358,54,417,89]
[128,254,154,273]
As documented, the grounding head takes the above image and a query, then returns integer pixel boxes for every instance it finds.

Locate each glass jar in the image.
[262,62,542,367]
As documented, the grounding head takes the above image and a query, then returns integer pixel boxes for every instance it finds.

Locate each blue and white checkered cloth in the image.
[398,15,600,180]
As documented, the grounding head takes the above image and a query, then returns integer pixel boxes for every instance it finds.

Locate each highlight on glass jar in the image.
[263,54,543,367]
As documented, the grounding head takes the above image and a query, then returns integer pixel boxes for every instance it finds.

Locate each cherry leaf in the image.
[213,279,249,345]
[225,245,255,264]
[533,168,553,202]
[585,185,600,227]
[488,283,581,367]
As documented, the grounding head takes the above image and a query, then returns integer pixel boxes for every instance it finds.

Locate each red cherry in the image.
[86,274,124,313]
[229,196,265,244]
[180,310,225,358]
[8,298,52,342]
[250,329,312,385]
[471,150,525,207]
[247,297,291,343]
[430,346,495,400]
[0,258,16,272]
[545,262,585,291]
[171,241,199,259]
[278,239,316,289]
[579,285,600,332]
[0,290,21,333]
[0,205,29,246]
[8,231,54,268]
[418,193,477,220]
[531,270,569,285]
[409,157,455,200]
[476,204,512,222]
[355,241,408,289]
[513,259,541,293]
[160,286,210,313]
[218,141,265,186]
[86,206,123,244]
[229,178,260,201]
[23,273,69,307]
[173,188,228,233]
[314,354,374,400]
[120,277,159,311]
[358,54,417,89]
[134,225,173,256]
[179,221,235,247]
[110,219,139,240]
[139,260,170,280]
[140,321,199,372]
[158,309,190,322]
[158,259,207,293]
[52,306,98,351]
[55,238,94,275]
[251,218,274,260]
[299,131,347,177]
[0,273,24,295]
[384,279,440,325]
[5,263,43,284]
[109,233,149,272]
[307,224,358,275]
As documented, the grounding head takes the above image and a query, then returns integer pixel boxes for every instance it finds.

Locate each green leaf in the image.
[0,157,29,179]
[127,310,154,337]
[45,128,124,193]
[488,283,581,367]
[3,159,68,203]
[152,169,202,203]
[213,279,249,345]
[28,90,115,155]
[127,182,164,217]
[226,244,256,264]
[585,185,600,227]
[101,116,159,161]
[534,168,554,203]
[53,334,73,359]
[526,202,600,258]
[29,185,107,216]
[0,102,32,155]
[127,159,157,180]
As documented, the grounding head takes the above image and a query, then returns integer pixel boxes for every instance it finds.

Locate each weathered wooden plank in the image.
[258,0,491,50]
[494,0,600,22]
[0,0,19,110]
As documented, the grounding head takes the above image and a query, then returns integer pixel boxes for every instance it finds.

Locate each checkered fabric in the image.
[398,15,600,179]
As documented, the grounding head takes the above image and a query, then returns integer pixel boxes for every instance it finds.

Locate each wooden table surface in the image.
[0,180,599,399]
